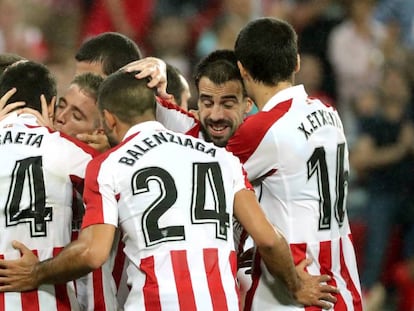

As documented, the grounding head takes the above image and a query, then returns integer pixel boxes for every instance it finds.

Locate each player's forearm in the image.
[258,233,301,296]
[34,240,96,285]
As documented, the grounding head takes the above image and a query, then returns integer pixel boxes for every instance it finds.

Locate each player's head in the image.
[235,17,298,87]
[166,63,191,110]
[0,60,56,112]
[75,32,143,77]
[194,49,253,147]
[98,70,157,145]
[54,73,104,138]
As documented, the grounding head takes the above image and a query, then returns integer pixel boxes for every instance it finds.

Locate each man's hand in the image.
[0,241,40,292]
[0,88,25,121]
[17,94,55,127]
[76,130,111,152]
[293,258,339,309]
[121,57,172,100]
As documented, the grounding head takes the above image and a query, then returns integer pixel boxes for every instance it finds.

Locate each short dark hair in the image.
[75,32,142,75]
[71,72,104,102]
[0,61,57,112]
[235,17,298,85]
[166,63,185,106]
[0,53,26,76]
[98,71,156,124]
[194,49,247,97]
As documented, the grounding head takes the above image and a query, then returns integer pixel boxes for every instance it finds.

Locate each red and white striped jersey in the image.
[82,121,253,311]
[226,85,363,311]
[155,98,250,265]
[0,113,98,311]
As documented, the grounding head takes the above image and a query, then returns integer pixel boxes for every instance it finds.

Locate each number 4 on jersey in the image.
[5,156,52,237]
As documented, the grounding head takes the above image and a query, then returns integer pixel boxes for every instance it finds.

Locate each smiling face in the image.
[53,84,101,137]
[197,77,251,147]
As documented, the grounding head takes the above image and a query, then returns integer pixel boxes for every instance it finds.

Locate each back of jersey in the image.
[0,114,94,311]
[83,123,249,311]
[227,85,362,310]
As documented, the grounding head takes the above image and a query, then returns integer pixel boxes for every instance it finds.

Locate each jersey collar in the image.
[0,112,39,127]
[123,121,166,141]
[263,84,308,111]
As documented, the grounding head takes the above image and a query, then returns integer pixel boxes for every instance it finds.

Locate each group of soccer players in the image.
[0,17,363,311]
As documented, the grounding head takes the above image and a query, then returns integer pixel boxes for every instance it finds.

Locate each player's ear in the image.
[295,54,300,73]
[244,97,254,115]
[103,109,116,130]
[237,61,250,81]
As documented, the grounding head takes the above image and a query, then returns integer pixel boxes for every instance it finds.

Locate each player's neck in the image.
[253,81,292,111]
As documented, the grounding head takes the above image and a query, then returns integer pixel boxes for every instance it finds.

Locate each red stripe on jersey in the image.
[91,267,106,310]
[204,248,228,311]
[113,240,126,289]
[229,251,241,310]
[226,99,292,164]
[185,123,202,138]
[319,240,333,278]
[319,241,348,311]
[290,243,307,265]
[0,255,3,310]
[171,250,196,310]
[53,248,71,311]
[291,243,320,311]
[21,291,39,310]
[243,250,262,311]
[70,174,84,201]
[81,157,105,227]
[157,96,196,118]
[22,251,39,310]
[140,256,161,311]
[340,236,363,310]
[82,133,139,229]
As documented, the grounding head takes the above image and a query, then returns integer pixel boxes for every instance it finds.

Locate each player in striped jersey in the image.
[227,17,363,310]
[0,61,98,310]
[123,49,343,309]
[0,70,338,310]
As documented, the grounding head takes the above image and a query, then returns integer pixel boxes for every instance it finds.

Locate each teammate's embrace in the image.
[0,61,98,310]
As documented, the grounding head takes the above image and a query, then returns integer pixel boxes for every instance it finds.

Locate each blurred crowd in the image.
[2,0,414,310]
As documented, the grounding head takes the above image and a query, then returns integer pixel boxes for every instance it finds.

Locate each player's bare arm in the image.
[234,189,338,309]
[0,224,115,292]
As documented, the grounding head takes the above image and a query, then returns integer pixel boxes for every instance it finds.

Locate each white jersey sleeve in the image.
[155,97,198,133]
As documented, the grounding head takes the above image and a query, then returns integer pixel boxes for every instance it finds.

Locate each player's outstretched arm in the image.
[0,224,115,292]
[234,189,338,309]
